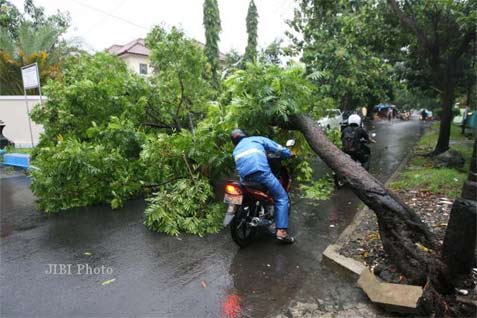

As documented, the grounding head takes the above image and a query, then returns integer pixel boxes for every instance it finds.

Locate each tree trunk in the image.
[285,114,451,313]
[433,84,455,155]
[461,139,477,201]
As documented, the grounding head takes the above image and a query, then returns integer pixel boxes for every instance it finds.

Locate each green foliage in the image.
[30,136,144,212]
[224,62,335,195]
[259,39,283,65]
[144,178,223,236]
[140,103,235,235]
[141,119,233,186]
[325,128,342,148]
[203,0,221,86]
[287,0,395,111]
[146,26,211,132]
[392,85,438,111]
[300,176,335,201]
[29,54,149,212]
[29,28,346,236]
[224,62,316,130]
[0,0,21,38]
[243,0,258,64]
[0,0,72,95]
[30,53,149,144]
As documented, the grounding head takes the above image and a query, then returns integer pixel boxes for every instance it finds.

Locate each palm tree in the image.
[0,21,66,95]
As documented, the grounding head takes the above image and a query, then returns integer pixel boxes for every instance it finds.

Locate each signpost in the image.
[21,63,42,147]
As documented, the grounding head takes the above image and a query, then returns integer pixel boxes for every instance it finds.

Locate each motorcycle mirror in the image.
[286,139,296,147]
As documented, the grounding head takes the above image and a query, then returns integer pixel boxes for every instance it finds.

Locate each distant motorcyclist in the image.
[341,114,373,170]
[230,129,295,244]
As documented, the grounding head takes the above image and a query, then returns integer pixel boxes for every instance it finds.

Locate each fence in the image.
[0,96,45,148]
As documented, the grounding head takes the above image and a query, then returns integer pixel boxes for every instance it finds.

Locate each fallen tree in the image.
[284,114,452,315]
[225,63,475,315]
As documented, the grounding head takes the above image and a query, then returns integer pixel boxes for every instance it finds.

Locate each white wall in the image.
[121,54,152,76]
[0,96,44,148]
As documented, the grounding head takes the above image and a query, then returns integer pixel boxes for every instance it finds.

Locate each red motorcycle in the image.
[223,140,295,247]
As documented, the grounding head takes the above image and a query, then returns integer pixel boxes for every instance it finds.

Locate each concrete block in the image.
[358,268,423,314]
[322,244,366,277]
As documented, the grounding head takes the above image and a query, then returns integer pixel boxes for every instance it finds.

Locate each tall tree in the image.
[287,0,395,111]
[243,0,258,64]
[0,0,72,95]
[0,22,63,94]
[0,0,21,38]
[203,0,221,87]
[387,0,476,155]
[259,39,283,65]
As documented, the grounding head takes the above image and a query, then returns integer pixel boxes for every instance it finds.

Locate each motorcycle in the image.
[223,139,295,248]
[333,133,376,188]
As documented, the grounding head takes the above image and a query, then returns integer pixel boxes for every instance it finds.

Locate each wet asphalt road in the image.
[0,119,425,318]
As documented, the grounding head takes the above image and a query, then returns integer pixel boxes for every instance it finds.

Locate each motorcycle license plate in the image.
[224,193,243,205]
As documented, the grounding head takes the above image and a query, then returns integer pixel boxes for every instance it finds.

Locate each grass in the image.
[390,122,473,199]
[4,146,33,154]
[390,168,466,198]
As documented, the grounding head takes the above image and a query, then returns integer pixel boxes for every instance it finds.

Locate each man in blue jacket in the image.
[230,129,295,244]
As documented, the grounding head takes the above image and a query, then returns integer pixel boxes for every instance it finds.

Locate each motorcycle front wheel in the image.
[230,205,258,248]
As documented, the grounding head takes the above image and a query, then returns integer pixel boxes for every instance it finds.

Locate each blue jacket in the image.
[232,136,292,178]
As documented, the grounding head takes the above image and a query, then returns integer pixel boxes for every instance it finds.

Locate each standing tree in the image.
[387,0,476,155]
[259,39,283,65]
[0,0,72,95]
[0,0,22,38]
[203,0,221,87]
[243,0,258,64]
[287,0,395,111]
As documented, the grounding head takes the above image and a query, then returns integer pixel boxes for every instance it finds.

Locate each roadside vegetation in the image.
[390,123,473,198]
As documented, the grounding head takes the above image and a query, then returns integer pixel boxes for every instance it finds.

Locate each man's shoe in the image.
[276,235,295,244]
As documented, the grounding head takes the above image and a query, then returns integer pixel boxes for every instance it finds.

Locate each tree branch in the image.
[449,29,476,63]
[142,122,174,130]
[387,0,432,54]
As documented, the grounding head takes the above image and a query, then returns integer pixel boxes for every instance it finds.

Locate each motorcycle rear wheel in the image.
[230,205,258,248]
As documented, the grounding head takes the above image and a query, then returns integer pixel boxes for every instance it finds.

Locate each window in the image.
[139,63,148,75]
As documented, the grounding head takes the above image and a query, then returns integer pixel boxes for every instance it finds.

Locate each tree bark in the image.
[284,114,451,313]
[433,83,454,155]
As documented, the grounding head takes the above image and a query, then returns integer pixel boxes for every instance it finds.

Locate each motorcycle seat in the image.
[240,181,267,192]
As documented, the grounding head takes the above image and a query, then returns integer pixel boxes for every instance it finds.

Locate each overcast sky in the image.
[10,0,297,53]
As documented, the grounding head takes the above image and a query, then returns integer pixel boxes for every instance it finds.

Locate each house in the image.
[107,38,152,76]
[108,38,226,76]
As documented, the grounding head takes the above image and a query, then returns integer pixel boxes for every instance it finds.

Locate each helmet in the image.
[230,129,247,146]
[348,114,361,126]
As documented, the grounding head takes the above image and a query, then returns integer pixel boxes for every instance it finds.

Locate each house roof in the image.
[107,38,225,61]
[107,38,150,57]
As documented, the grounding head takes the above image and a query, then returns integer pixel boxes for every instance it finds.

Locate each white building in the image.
[107,38,152,76]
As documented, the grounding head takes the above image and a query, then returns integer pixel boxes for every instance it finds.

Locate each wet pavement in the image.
[0,119,425,318]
